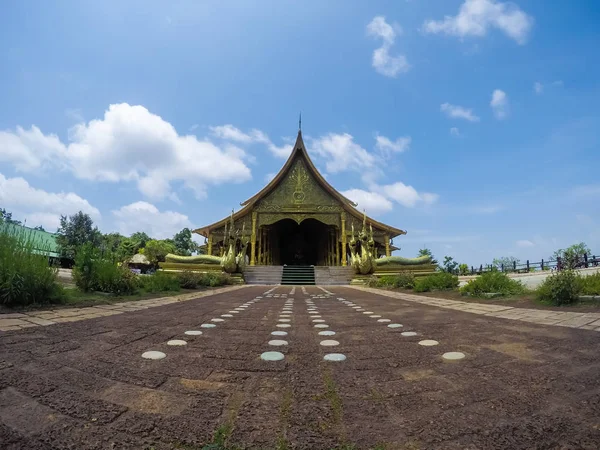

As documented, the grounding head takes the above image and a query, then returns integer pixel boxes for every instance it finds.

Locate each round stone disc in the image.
[271,331,288,336]
[323,353,346,362]
[184,330,202,336]
[142,351,166,360]
[229,311,240,314]
[200,323,216,328]
[352,306,361,309]
[370,315,382,318]
[279,314,291,318]
[260,351,285,361]
[320,340,340,346]
[314,324,329,328]
[167,340,187,346]
[401,331,418,337]
[312,319,325,323]
[268,339,288,346]
[311,315,322,319]
[443,352,465,360]
[211,318,225,322]
[356,309,365,312]
[377,319,391,323]
[387,324,403,328]
[278,318,291,322]
[318,330,336,336]
[221,314,233,318]
[276,323,291,328]
[363,311,374,314]
[418,340,439,346]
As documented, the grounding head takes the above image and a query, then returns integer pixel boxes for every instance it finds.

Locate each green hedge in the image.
[0,227,65,307]
[413,272,459,292]
[367,273,415,289]
[536,270,582,305]
[460,271,526,297]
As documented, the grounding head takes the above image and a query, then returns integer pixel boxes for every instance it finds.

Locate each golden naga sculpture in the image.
[349,214,376,275]
[165,212,249,274]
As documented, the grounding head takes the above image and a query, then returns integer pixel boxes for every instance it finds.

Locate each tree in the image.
[172,228,199,256]
[418,247,437,264]
[440,256,459,273]
[116,238,138,261]
[553,242,592,269]
[130,232,151,249]
[458,263,469,275]
[101,233,124,254]
[0,208,21,225]
[33,225,45,231]
[56,212,101,260]
[141,239,175,265]
[492,256,520,272]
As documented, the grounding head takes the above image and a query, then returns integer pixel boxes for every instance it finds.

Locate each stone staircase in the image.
[281,265,316,285]
[242,265,283,285]
[314,266,354,285]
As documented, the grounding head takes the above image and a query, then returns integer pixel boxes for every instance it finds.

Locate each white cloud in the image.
[367,16,411,77]
[264,172,276,183]
[375,134,411,156]
[423,0,534,45]
[381,182,439,208]
[341,189,393,215]
[516,239,535,248]
[112,201,192,239]
[0,172,100,231]
[310,133,377,174]
[490,89,509,119]
[440,103,480,122]
[450,127,460,136]
[533,80,563,95]
[210,124,291,158]
[0,104,253,200]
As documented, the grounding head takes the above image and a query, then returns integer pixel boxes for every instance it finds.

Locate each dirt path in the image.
[1,285,599,449]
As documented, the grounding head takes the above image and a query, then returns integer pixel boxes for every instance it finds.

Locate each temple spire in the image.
[298,112,302,132]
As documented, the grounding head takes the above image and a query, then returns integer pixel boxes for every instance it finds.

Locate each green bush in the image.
[460,271,526,297]
[580,273,600,295]
[177,270,202,289]
[368,273,415,289]
[413,272,459,292]
[0,227,65,307]
[536,270,583,305]
[73,243,138,295]
[176,271,232,288]
[139,272,181,293]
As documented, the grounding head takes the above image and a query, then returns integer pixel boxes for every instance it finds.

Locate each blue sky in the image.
[1,0,599,266]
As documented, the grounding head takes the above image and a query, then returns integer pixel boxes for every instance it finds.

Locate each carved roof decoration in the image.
[193,130,407,238]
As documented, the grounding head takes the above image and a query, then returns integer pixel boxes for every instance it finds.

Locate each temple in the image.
[193,130,406,267]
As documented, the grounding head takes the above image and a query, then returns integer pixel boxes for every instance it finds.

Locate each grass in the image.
[276,388,293,450]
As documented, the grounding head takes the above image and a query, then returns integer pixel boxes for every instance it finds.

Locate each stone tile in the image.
[0,313,28,318]
[0,325,22,331]
[23,317,56,326]
[0,318,31,327]
[554,316,600,328]
[588,319,600,327]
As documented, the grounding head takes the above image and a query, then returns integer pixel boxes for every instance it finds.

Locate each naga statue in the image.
[164,212,248,273]
[349,214,376,275]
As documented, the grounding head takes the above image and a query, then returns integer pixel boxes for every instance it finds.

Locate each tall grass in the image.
[0,225,65,307]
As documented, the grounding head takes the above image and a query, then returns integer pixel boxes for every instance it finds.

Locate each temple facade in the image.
[193,130,406,267]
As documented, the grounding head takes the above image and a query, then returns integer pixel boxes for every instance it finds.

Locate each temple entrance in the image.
[268,218,336,266]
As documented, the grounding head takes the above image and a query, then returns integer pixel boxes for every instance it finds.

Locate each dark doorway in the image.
[270,218,330,265]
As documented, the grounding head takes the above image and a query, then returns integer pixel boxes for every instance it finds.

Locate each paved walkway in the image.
[0,285,245,332]
[351,286,600,331]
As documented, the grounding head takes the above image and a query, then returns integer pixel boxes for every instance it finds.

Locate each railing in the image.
[467,253,600,275]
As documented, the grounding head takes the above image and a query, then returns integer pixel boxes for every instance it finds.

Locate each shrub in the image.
[413,272,459,292]
[536,270,583,306]
[177,270,203,289]
[139,272,181,293]
[369,273,415,289]
[73,243,138,295]
[460,271,526,297]
[580,273,600,295]
[0,227,65,307]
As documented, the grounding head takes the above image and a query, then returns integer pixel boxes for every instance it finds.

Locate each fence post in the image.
[557,256,562,271]
[584,253,588,268]
[594,256,597,267]
[541,259,544,270]
[471,266,474,275]
[513,261,517,272]
[526,260,530,272]
[501,263,504,272]
[479,264,483,274]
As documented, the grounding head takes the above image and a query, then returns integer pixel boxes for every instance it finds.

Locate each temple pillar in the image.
[335,228,340,266]
[385,234,390,257]
[250,212,257,266]
[341,212,347,266]
[207,233,213,256]
[257,227,262,265]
